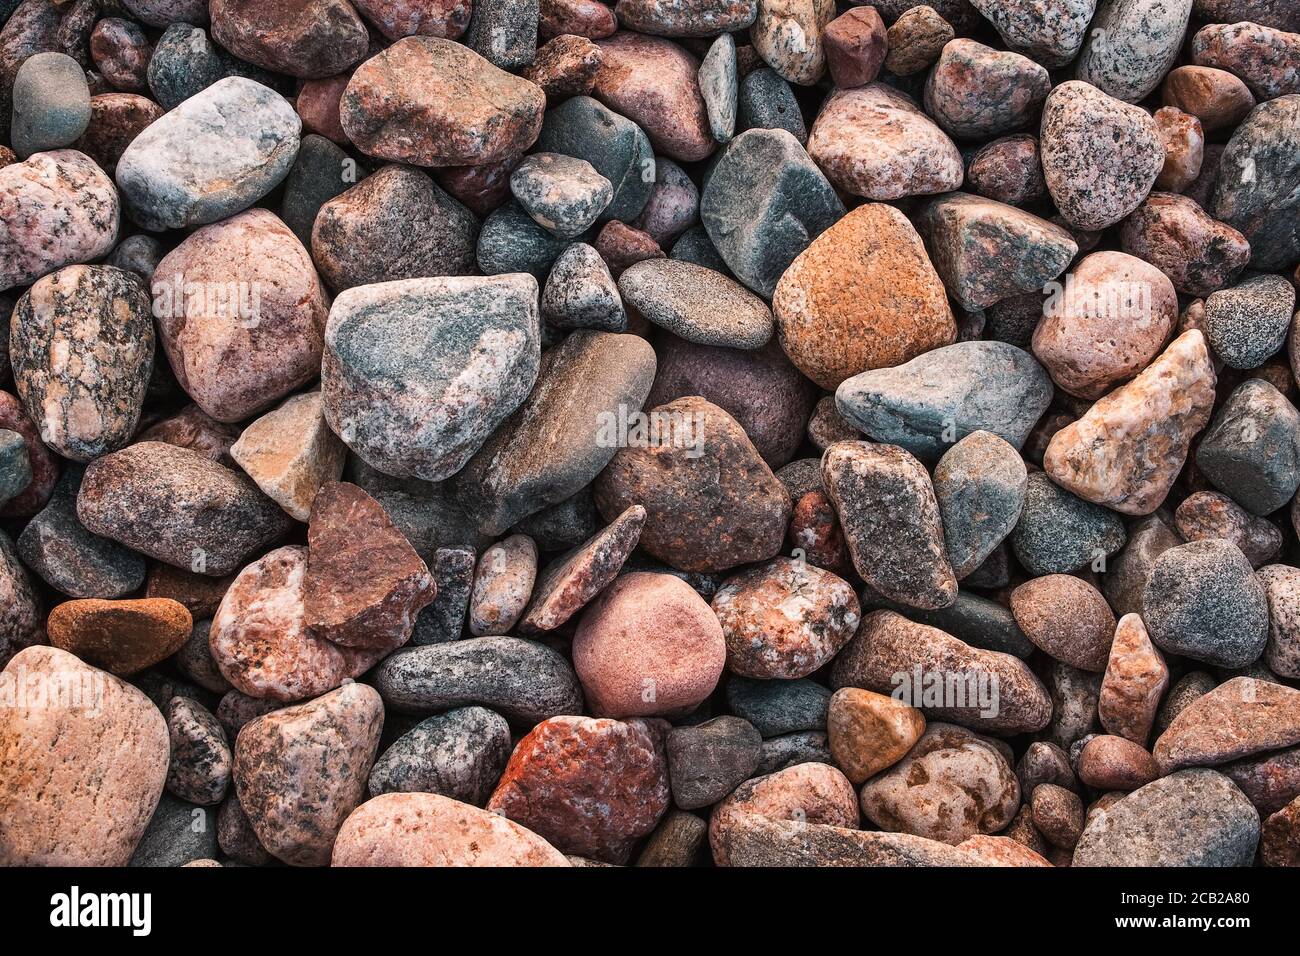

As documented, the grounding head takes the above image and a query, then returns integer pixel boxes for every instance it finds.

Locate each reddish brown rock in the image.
[923,38,1051,141]
[1153,106,1204,193]
[89,17,151,92]
[433,157,519,218]
[0,531,43,668]
[773,203,955,390]
[1261,796,1300,866]
[712,557,860,679]
[1010,575,1116,672]
[861,723,1020,845]
[209,0,370,79]
[824,6,887,89]
[614,0,758,36]
[210,546,385,702]
[806,395,861,451]
[1043,331,1217,515]
[593,397,790,574]
[302,482,435,652]
[1191,21,1300,100]
[807,84,963,200]
[1077,734,1161,791]
[145,563,233,619]
[296,74,350,144]
[1162,65,1256,134]
[47,596,190,676]
[956,834,1052,866]
[73,93,164,177]
[710,762,858,866]
[352,0,472,40]
[541,0,618,38]
[234,682,384,866]
[1221,746,1300,814]
[788,490,850,574]
[153,209,328,424]
[1032,251,1180,399]
[467,535,537,636]
[518,504,645,635]
[0,646,169,865]
[884,4,953,76]
[572,571,725,717]
[827,687,925,784]
[1175,490,1282,567]
[594,219,664,277]
[1031,783,1084,849]
[341,37,545,167]
[334,792,569,866]
[487,715,671,864]
[1154,677,1300,773]
[139,405,241,467]
[831,609,1053,736]
[966,134,1046,206]
[523,34,603,100]
[1098,614,1170,746]
[1119,192,1251,297]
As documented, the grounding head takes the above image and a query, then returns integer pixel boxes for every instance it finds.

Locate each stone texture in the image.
[48,596,190,676]
[1260,564,1300,678]
[933,431,1027,579]
[1011,575,1116,672]
[1118,192,1251,297]
[209,0,369,78]
[468,535,537,637]
[824,6,886,89]
[230,391,346,522]
[710,761,858,865]
[1196,379,1300,515]
[1176,491,1282,567]
[367,707,511,806]
[524,34,604,100]
[666,716,762,810]
[1154,677,1300,772]
[1162,65,1256,133]
[10,51,90,159]
[1191,21,1300,100]
[619,258,772,348]
[1205,274,1295,370]
[352,0,473,40]
[1075,0,1192,103]
[1098,614,1169,746]
[751,0,835,86]
[827,687,925,784]
[1077,734,1160,790]
[537,95,654,225]
[884,5,953,75]
[923,39,1050,141]
[511,152,612,238]
[166,696,231,806]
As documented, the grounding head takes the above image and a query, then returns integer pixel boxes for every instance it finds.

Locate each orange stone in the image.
[826,687,925,784]
[47,597,192,675]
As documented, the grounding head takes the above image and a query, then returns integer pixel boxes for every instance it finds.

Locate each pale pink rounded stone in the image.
[333,792,569,866]
[572,571,726,717]
[752,0,836,86]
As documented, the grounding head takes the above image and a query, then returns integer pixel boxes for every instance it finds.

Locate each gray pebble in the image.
[0,428,31,508]
[667,715,762,810]
[175,619,232,695]
[1010,471,1127,576]
[1204,274,1296,370]
[411,546,476,645]
[618,258,773,348]
[465,0,538,70]
[367,706,511,806]
[477,199,572,278]
[279,133,355,248]
[737,67,806,143]
[146,22,226,110]
[1196,378,1300,515]
[536,95,654,224]
[725,675,830,737]
[933,430,1028,578]
[510,152,613,239]
[105,234,163,284]
[758,730,834,773]
[670,224,729,273]
[10,51,90,158]
[1075,0,1194,103]
[129,795,217,867]
[698,32,737,144]
[541,242,626,332]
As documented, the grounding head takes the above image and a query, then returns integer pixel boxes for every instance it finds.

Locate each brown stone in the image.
[230,391,347,522]
[145,562,233,618]
[1162,65,1255,134]
[1077,734,1160,791]
[541,0,618,38]
[1261,796,1300,866]
[1043,330,1216,516]
[1119,192,1251,297]
[1221,746,1300,814]
[806,394,862,451]
[1010,575,1115,672]
[523,34,603,100]
[635,809,707,867]
[594,219,665,277]
[824,6,886,89]
[773,203,955,390]
[73,93,162,176]
[1191,21,1300,100]
[296,74,350,144]
[47,596,190,676]
[956,834,1052,866]
[827,687,925,784]
[468,534,537,637]
[90,17,151,92]
[139,405,241,467]
[709,762,858,866]
[966,134,1046,206]
[787,490,851,575]
[351,0,472,40]
[209,0,370,79]
[884,5,953,76]
[751,0,836,86]
[1154,677,1300,773]
[0,646,169,865]
[1098,614,1170,746]
[233,682,384,866]
[1153,106,1204,193]
[1176,491,1282,567]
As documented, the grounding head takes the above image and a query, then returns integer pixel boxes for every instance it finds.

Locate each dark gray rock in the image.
[736,67,805,143]
[105,234,162,284]
[537,95,654,224]
[619,258,773,348]
[700,127,843,297]
[411,546,476,645]
[146,23,225,109]
[1073,769,1259,866]
[465,0,538,69]
[670,224,729,272]
[1196,378,1300,515]
[129,795,217,867]
[1010,471,1127,576]
[758,730,835,773]
[541,242,626,332]
[667,716,762,810]
[279,133,356,248]
[10,51,89,157]
[371,636,585,726]
[1042,660,1101,750]
[512,487,600,552]
[367,706,511,806]
[175,620,232,695]
[1204,274,1296,370]
[165,696,231,807]
[477,199,571,278]
[1143,538,1269,668]
[933,430,1028,578]
[725,675,830,737]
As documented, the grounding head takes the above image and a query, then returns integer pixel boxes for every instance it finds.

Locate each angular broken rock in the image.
[77,441,292,577]
[1154,677,1300,774]
[303,482,436,652]
[322,274,540,482]
[230,391,346,522]
[1043,330,1216,515]
[210,546,386,702]
[823,441,955,610]
[932,430,1027,579]
[923,39,1051,140]
[234,682,384,867]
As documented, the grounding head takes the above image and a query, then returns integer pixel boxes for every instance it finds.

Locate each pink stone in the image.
[89,17,151,92]
[540,0,618,39]
[1153,106,1204,193]
[1098,614,1170,746]
[351,0,472,41]
[296,74,350,145]
[824,6,887,89]
[709,762,858,866]
[468,534,538,636]
[751,0,836,86]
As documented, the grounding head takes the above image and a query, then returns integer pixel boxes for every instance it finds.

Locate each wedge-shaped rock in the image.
[1154,677,1300,774]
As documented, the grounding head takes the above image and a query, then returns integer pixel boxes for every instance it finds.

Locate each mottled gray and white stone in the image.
[699,32,737,144]
[541,242,626,332]
[536,95,655,225]
[1076,0,1193,103]
[968,0,1096,68]
[1211,95,1300,270]
[618,258,773,348]
[510,152,613,238]
[367,706,512,806]
[1196,378,1300,516]
[933,430,1028,580]
[1204,274,1296,370]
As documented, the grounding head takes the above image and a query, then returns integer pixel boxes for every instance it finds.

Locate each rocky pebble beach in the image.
[0,0,1299,871]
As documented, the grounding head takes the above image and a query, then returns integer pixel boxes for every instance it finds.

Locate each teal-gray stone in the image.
[933,430,1028,579]
[116,76,300,231]
[146,23,226,110]
[863,588,1034,659]
[699,31,737,144]
[737,67,806,143]
[129,795,217,867]
[465,0,538,70]
[1075,0,1193,103]
[511,487,600,552]
[1196,378,1300,516]
[105,234,162,284]
[10,51,89,158]
[1143,538,1269,668]
[670,224,729,273]
[618,258,773,348]
[1010,471,1127,576]
[17,464,146,598]
[411,546,476,645]
[758,731,834,773]
[477,200,572,278]
[367,706,511,806]
[510,151,613,239]
[1204,274,1296,370]
[536,95,655,224]
[725,675,830,737]
[1212,95,1300,270]
[1073,769,1259,866]
[700,127,843,297]
[279,133,355,248]
[541,242,626,332]
[834,341,1053,463]
[0,428,30,507]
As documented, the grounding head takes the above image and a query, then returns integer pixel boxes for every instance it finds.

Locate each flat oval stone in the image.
[835,341,1053,462]
[0,646,168,865]
[209,546,385,702]
[311,165,480,293]
[1154,677,1300,772]
[807,83,963,199]
[10,51,90,158]
[10,265,152,461]
[923,39,1050,140]
[593,396,790,573]
[831,609,1052,735]
[341,36,545,168]
[712,557,860,679]
[933,430,1027,579]
[334,792,568,866]
[0,149,119,293]
[1073,768,1259,866]
[827,687,925,784]
[234,681,384,866]
[467,535,537,637]
[573,571,725,717]
[488,715,670,863]
[322,274,540,482]
[371,635,584,726]
[1143,539,1268,668]
[1043,330,1216,516]
[1077,734,1160,790]
[1076,0,1192,103]
[774,203,953,390]
[48,596,190,676]
[116,77,300,232]
[77,441,292,577]
[1119,191,1251,297]
[1039,80,1164,231]
[367,706,511,805]
[1010,575,1115,672]
[751,0,836,86]
[209,0,369,79]
[619,259,773,348]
